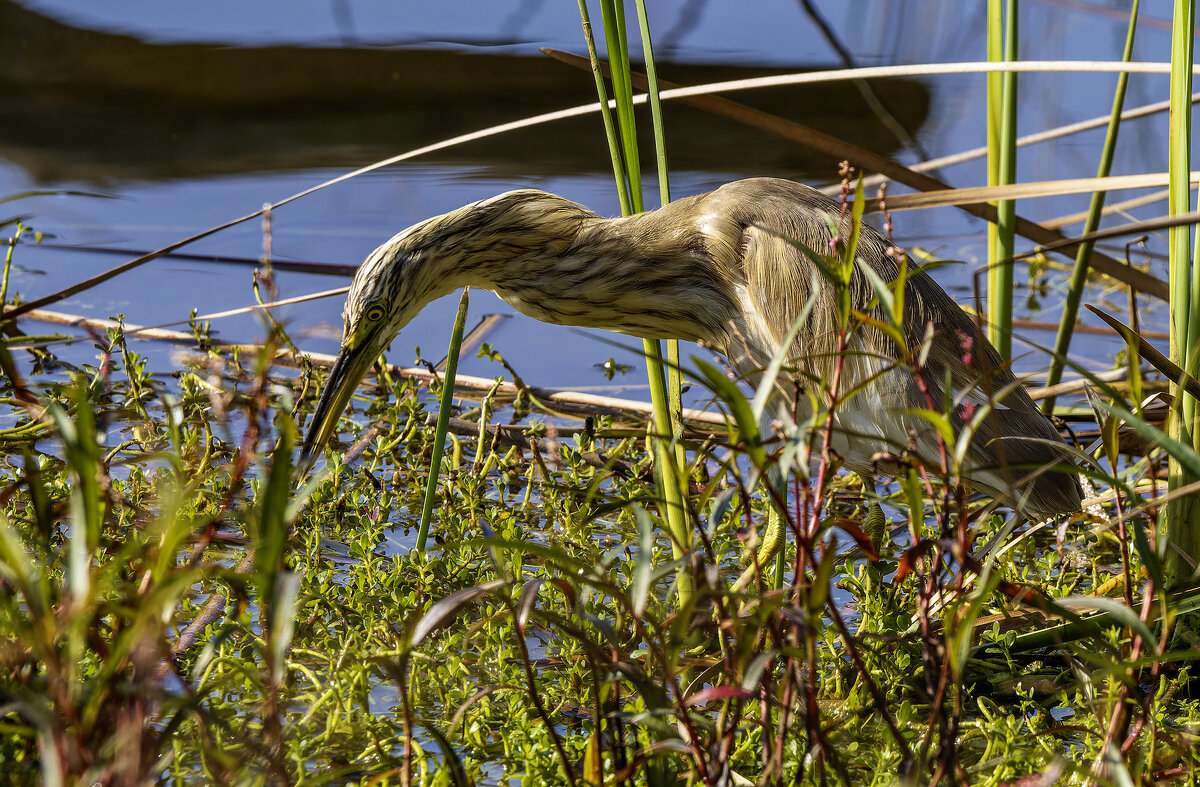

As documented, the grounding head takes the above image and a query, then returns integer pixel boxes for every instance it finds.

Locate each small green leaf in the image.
[693,357,764,467]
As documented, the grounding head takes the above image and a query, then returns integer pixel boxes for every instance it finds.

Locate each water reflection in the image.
[0,0,928,183]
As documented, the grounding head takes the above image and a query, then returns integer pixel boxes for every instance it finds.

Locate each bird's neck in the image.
[433,190,740,346]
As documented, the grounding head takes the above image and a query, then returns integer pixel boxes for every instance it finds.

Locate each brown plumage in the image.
[301,177,1081,517]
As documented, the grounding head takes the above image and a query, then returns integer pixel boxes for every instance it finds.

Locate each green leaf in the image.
[693,357,764,468]
[631,505,654,616]
[256,415,296,604]
[1057,595,1157,648]
[420,721,477,787]
[740,650,778,693]
[0,512,50,622]
[268,572,302,688]
[1131,516,1166,588]
[808,544,837,614]
[901,407,957,449]
[1093,397,1200,479]
[751,279,816,422]
[409,579,508,647]
[516,579,544,631]
[48,380,101,610]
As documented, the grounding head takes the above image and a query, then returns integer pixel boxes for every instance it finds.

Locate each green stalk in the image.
[633,1,670,206]
[416,289,470,553]
[1042,0,1140,413]
[577,0,631,215]
[632,1,684,414]
[633,0,691,553]
[1,224,23,306]
[987,0,1018,360]
[598,0,643,212]
[986,1,1001,337]
[1167,0,1199,586]
[584,0,691,601]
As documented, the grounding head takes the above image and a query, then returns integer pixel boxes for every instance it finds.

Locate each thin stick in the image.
[1042,188,1174,229]
[840,94,1200,197]
[22,240,360,276]
[13,305,728,426]
[1026,366,1137,402]
[863,172,1200,212]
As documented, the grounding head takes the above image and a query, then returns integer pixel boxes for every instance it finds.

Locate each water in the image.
[2,0,1181,397]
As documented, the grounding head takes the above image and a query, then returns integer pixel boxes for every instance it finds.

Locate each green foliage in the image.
[0,247,1195,785]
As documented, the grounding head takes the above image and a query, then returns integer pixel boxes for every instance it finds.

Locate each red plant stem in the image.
[511,612,579,786]
[900,327,962,774]
[808,334,848,537]
[1109,457,1135,610]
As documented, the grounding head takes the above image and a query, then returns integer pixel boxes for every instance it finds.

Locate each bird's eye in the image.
[364,305,386,323]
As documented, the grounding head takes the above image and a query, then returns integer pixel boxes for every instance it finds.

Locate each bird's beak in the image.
[298,340,380,475]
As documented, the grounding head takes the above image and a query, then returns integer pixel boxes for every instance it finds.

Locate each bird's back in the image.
[683,178,1081,517]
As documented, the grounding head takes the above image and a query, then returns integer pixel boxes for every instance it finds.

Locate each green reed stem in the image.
[1167,0,1199,585]
[586,0,692,602]
[1,224,23,306]
[599,0,643,213]
[987,0,1018,360]
[633,1,685,410]
[633,0,692,558]
[1042,0,1140,414]
[578,0,631,215]
[634,1,669,206]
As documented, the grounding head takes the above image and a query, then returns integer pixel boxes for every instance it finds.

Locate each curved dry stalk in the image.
[869,173,1200,212]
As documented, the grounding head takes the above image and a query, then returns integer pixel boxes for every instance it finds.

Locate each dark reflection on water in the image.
[0,0,928,183]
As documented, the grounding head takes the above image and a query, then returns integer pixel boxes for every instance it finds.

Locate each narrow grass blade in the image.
[416,288,470,553]
[256,412,295,603]
[0,513,50,622]
[1059,595,1157,647]
[409,578,508,648]
[48,381,101,611]
[1091,397,1200,480]
[1086,304,1200,401]
[693,358,765,469]
[631,505,654,616]
[576,0,631,214]
[419,722,476,787]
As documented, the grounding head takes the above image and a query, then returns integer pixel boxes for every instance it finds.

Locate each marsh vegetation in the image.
[1,1,1199,784]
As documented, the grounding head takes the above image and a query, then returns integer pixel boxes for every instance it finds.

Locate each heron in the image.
[299,178,1081,563]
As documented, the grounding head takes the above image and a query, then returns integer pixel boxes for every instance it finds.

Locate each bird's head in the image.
[297,188,587,472]
[298,218,457,472]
